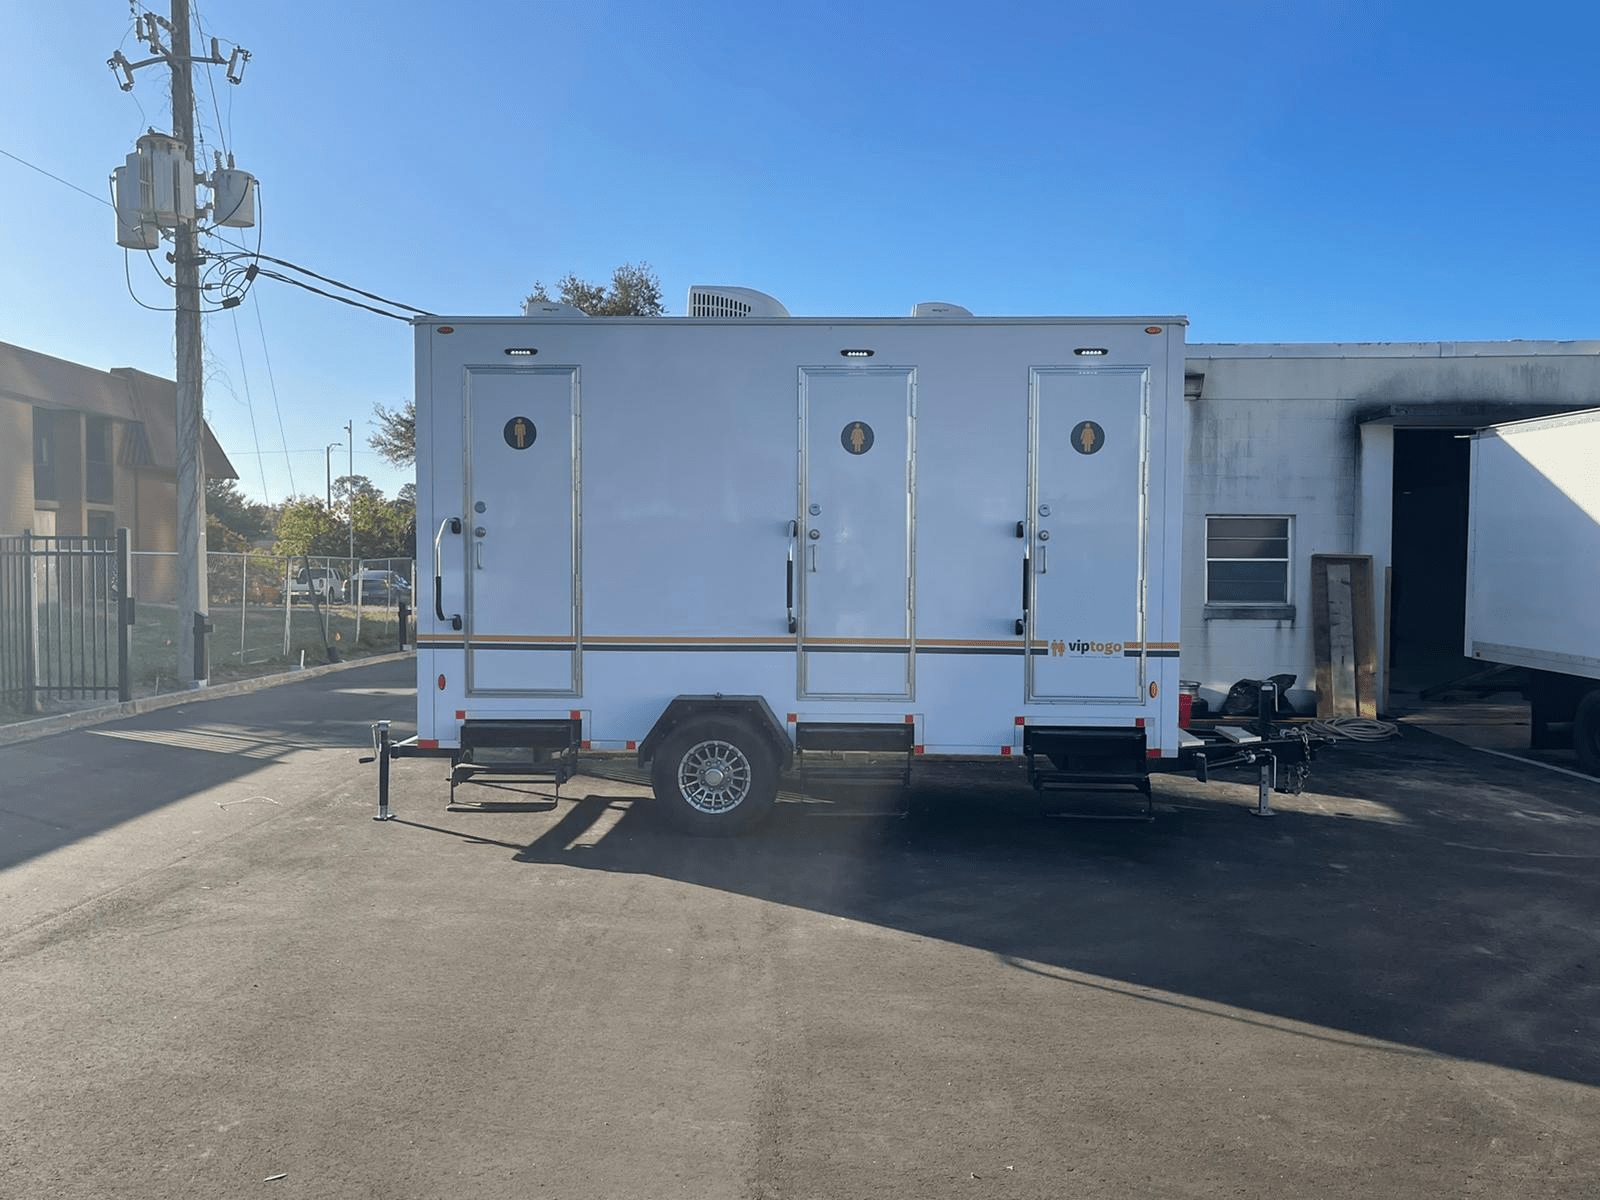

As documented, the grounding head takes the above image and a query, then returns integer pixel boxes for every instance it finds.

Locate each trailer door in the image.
[798,367,915,699]
[464,366,580,695]
[1026,367,1148,702]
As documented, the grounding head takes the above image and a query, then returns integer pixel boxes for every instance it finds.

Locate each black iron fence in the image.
[0,530,132,714]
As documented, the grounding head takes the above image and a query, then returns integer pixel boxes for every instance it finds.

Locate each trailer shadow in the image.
[493,729,1600,1089]
[0,662,413,872]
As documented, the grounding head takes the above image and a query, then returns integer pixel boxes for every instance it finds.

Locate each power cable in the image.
[0,146,112,208]
[228,306,273,503]
[250,289,297,495]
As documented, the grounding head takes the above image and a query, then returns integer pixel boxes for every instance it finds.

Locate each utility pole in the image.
[346,418,355,568]
[170,0,207,686]
[326,441,341,510]
[108,2,252,687]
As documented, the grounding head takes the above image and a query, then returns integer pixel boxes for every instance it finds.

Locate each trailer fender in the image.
[638,695,793,771]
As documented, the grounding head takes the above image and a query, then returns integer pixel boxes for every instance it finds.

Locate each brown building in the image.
[1,339,237,570]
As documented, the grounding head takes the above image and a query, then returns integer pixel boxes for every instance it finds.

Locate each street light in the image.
[325,441,342,509]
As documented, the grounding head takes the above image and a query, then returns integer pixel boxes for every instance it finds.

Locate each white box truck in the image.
[1464,408,1600,772]
[370,289,1320,828]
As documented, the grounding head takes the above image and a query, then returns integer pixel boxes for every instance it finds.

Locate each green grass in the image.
[130,602,406,694]
[1,601,408,716]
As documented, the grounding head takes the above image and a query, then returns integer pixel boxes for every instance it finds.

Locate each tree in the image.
[272,498,345,558]
[369,263,666,466]
[526,261,664,317]
[332,474,382,506]
[206,477,272,543]
[368,398,415,467]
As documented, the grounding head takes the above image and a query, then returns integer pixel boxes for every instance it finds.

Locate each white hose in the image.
[1307,715,1400,741]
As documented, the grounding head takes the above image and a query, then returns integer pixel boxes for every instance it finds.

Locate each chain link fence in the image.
[125,551,415,697]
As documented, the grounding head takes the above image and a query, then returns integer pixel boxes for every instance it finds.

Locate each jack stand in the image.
[1251,756,1276,818]
[365,720,396,821]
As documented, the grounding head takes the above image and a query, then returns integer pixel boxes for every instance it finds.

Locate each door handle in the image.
[432,517,462,631]
[786,544,797,633]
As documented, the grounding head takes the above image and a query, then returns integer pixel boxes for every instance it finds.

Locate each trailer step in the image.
[449,719,583,808]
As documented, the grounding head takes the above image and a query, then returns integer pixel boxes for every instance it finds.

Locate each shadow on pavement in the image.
[458,728,1600,1090]
[0,660,414,872]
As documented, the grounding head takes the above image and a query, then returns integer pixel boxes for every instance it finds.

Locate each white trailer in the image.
[1465,408,1600,772]
[371,291,1317,828]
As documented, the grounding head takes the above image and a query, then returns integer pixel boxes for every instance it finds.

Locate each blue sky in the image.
[3,0,1597,505]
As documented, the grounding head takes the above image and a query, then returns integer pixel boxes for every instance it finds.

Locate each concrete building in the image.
[0,341,237,593]
[1181,339,1600,714]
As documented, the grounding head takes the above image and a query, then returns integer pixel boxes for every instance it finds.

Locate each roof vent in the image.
[911,301,973,317]
[522,300,590,318]
[687,286,790,318]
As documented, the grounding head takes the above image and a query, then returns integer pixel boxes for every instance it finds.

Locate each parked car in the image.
[354,569,413,606]
[288,566,347,604]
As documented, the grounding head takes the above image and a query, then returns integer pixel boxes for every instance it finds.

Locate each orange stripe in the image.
[470,634,574,644]
[919,638,1024,649]
[589,635,788,645]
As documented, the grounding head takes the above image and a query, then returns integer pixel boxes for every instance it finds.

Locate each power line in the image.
[251,289,297,495]
[0,146,112,208]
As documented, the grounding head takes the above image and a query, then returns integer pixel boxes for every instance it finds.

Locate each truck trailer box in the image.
[1465,407,1600,769]
[411,302,1189,828]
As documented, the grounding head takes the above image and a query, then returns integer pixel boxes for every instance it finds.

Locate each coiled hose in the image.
[1306,715,1400,741]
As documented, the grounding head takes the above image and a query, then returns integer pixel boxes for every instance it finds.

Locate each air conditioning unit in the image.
[686,286,790,318]
[521,300,591,318]
[910,301,974,317]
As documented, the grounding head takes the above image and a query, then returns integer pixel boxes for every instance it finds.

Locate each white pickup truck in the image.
[287,565,347,604]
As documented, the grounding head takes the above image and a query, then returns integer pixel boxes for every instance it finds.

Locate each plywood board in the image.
[1311,554,1378,718]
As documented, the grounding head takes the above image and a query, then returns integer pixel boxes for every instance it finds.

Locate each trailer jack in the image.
[1189,727,1320,818]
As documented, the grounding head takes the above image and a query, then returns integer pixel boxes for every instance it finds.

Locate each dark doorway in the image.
[1388,428,1474,697]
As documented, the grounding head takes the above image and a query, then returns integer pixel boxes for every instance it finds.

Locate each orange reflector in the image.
[419,739,439,749]
[1148,682,1158,698]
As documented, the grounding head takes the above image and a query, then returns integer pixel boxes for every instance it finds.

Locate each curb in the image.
[0,652,415,747]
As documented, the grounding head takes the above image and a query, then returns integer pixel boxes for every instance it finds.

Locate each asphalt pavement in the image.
[3,659,1600,1199]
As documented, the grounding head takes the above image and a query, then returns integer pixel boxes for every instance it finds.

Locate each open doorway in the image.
[1387,428,1475,698]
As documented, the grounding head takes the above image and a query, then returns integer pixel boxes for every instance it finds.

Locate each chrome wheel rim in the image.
[676,739,753,814]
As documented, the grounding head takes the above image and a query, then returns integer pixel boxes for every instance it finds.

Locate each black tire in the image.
[1574,690,1600,776]
[650,717,779,835]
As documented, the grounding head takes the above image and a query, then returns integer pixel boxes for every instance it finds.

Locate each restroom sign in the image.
[1070,420,1105,455]
[504,416,536,449]
[841,421,875,455]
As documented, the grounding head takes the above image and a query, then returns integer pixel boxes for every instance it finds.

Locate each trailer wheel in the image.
[1574,691,1600,776]
[651,718,778,835]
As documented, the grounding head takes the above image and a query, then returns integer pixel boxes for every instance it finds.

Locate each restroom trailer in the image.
[395,295,1196,829]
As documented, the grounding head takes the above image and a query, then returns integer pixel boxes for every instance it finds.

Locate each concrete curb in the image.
[0,652,415,747]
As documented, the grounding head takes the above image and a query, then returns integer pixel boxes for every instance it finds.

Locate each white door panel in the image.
[1026,367,1148,702]
[465,367,580,695]
[798,368,915,700]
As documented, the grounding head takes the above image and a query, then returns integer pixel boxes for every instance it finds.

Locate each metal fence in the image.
[0,531,131,713]
[126,551,415,694]
[0,545,415,713]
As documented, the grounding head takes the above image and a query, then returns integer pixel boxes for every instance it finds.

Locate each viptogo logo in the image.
[1049,638,1124,657]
